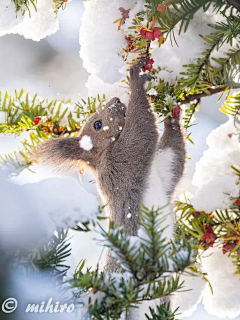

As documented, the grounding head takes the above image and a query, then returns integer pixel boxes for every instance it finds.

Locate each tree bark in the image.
[179,86,227,105]
[227,0,240,11]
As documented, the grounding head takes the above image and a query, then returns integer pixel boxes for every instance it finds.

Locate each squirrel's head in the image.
[33,97,126,171]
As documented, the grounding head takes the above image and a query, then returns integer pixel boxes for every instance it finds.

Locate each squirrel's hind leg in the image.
[156,115,186,200]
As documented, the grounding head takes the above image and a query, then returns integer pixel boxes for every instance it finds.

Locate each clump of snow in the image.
[147,88,158,96]
[202,246,240,318]
[79,0,138,84]
[12,272,76,320]
[0,0,24,34]
[0,171,51,249]
[127,213,131,218]
[22,177,98,228]
[85,74,129,102]
[0,172,98,250]
[191,175,239,212]
[193,117,240,186]
[79,135,93,151]
[0,0,59,41]
[0,111,7,124]
[103,126,109,131]
[172,274,206,318]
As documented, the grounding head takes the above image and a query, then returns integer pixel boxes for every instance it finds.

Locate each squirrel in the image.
[34,58,186,314]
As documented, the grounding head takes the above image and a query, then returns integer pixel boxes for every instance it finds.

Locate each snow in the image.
[190,117,239,212]
[191,175,239,212]
[0,171,51,249]
[85,74,129,102]
[147,88,158,96]
[0,0,24,33]
[103,126,109,131]
[79,0,138,84]
[193,117,240,186]
[173,274,206,318]
[12,272,76,320]
[0,172,98,249]
[0,0,59,41]
[0,110,7,123]
[79,135,93,151]
[202,246,240,318]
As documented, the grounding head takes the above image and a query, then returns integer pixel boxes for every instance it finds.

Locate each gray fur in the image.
[34,58,159,237]
[158,117,186,199]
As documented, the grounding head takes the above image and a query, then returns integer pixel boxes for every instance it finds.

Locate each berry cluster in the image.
[33,117,70,136]
[199,225,217,249]
[139,27,162,41]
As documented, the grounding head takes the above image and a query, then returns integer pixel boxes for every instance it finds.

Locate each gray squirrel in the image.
[34,58,186,310]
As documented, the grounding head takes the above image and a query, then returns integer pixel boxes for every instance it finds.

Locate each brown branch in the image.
[226,0,240,11]
[179,86,228,105]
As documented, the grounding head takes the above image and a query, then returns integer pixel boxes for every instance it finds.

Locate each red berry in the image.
[202,232,217,248]
[34,116,41,125]
[173,107,181,117]
[222,243,235,254]
[153,27,162,39]
[157,4,166,13]
[236,199,240,206]
[122,12,129,18]
[118,7,125,12]
[140,27,146,36]
[200,225,217,249]
[143,58,154,72]
[192,211,199,218]
[125,36,132,41]
[79,169,84,175]
[228,133,233,138]
[145,31,155,41]
[205,225,214,233]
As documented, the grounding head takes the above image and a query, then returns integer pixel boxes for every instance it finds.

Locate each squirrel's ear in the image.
[32,137,85,172]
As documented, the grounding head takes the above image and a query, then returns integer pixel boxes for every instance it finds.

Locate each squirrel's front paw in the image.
[165,107,181,125]
[130,58,148,79]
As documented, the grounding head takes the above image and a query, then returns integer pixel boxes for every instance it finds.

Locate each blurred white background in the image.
[0,1,238,319]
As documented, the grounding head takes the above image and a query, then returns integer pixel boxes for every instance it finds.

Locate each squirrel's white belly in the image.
[143,153,174,240]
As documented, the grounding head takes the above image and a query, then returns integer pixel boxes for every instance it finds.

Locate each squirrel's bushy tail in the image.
[32,137,82,172]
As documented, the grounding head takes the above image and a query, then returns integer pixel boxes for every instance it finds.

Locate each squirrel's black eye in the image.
[94,120,102,131]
